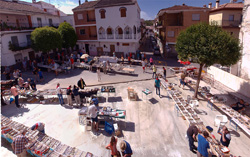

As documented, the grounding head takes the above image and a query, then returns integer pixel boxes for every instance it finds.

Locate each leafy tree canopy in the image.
[176,22,241,67]
[58,22,77,49]
[31,26,62,53]
[144,20,153,26]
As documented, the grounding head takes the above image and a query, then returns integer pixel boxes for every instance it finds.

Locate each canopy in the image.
[178,60,191,65]
[80,54,89,59]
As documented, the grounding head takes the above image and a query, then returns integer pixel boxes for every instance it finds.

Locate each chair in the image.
[214,115,228,127]
[190,100,199,109]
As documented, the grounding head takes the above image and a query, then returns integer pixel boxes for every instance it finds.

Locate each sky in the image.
[22,0,244,20]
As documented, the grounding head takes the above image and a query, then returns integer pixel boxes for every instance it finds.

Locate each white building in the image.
[60,14,75,27]
[73,0,141,57]
[0,0,66,67]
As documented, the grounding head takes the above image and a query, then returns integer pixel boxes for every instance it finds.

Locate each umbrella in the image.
[81,54,89,59]
[178,60,191,65]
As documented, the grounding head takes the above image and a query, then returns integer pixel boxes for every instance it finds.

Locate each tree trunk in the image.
[194,63,204,98]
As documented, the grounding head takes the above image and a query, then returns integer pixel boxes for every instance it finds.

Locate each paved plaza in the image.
[1,63,250,156]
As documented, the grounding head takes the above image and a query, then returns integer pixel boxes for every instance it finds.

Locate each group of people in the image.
[187,125,231,157]
[106,136,133,157]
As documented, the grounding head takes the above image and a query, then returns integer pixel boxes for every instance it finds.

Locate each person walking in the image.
[142,59,146,73]
[66,85,73,106]
[149,57,153,66]
[179,71,187,89]
[97,67,101,82]
[22,59,27,71]
[11,83,20,108]
[106,136,118,157]
[152,65,157,79]
[56,83,64,105]
[73,85,81,107]
[120,140,133,157]
[31,122,45,134]
[187,125,199,153]
[163,67,167,80]
[77,78,86,89]
[38,69,44,82]
[11,129,29,157]
[70,57,74,70]
[155,76,161,97]
[197,131,210,157]
[103,61,107,74]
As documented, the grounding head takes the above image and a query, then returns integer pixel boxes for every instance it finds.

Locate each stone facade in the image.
[239,0,250,80]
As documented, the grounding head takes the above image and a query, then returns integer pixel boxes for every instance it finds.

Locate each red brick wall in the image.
[76,26,97,40]
[74,10,96,25]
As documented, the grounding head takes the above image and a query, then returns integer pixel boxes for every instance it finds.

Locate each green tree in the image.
[176,23,241,98]
[144,20,153,26]
[58,22,77,50]
[31,26,62,53]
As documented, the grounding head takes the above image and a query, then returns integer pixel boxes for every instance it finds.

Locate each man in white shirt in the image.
[56,83,64,105]
[88,104,98,132]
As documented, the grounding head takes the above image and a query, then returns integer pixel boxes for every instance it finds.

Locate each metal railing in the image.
[87,18,96,22]
[210,20,241,27]
[124,34,132,39]
[1,22,60,31]
[107,34,114,39]
[116,34,123,39]
[99,34,106,39]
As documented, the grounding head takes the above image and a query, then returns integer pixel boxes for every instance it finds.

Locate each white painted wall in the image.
[31,14,60,27]
[207,66,250,98]
[95,4,141,43]
[1,31,33,66]
[60,15,75,28]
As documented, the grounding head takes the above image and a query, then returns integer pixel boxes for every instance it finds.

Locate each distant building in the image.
[155,4,209,57]
[60,14,75,27]
[72,0,141,57]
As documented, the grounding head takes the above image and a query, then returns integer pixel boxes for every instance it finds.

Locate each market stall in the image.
[1,115,97,157]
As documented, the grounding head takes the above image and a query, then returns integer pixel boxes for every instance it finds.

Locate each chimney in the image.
[79,0,81,5]
[208,2,212,8]
[216,0,220,8]
[203,5,207,8]
[182,3,185,6]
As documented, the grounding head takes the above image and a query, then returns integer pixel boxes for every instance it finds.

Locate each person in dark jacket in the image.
[66,85,73,106]
[77,78,86,89]
[219,126,231,147]
[73,85,81,107]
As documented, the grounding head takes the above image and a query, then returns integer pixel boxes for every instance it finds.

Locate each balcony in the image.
[1,22,60,31]
[116,34,123,39]
[99,34,106,39]
[107,34,114,39]
[124,34,132,39]
[210,20,241,27]
[156,21,163,28]
[8,41,31,52]
[87,18,96,22]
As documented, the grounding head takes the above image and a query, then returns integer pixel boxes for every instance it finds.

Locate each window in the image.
[120,7,127,17]
[78,14,83,20]
[37,18,42,27]
[26,35,31,46]
[192,14,200,21]
[100,9,106,19]
[11,36,19,47]
[229,15,234,21]
[80,29,85,35]
[167,31,174,37]
[49,19,53,26]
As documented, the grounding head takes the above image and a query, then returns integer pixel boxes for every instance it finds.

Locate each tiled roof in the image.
[72,1,99,11]
[0,0,45,14]
[210,3,244,12]
[94,0,135,8]
[158,5,209,16]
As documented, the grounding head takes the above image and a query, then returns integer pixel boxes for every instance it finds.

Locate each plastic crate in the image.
[104,121,114,135]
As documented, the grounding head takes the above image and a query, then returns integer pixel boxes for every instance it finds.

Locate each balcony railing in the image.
[87,18,96,22]
[116,34,123,39]
[124,34,132,39]
[1,22,60,31]
[99,34,106,39]
[210,20,241,27]
[107,34,114,39]
[8,41,31,52]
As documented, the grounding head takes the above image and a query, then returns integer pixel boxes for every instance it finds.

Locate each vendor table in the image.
[100,86,116,97]
[142,88,152,101]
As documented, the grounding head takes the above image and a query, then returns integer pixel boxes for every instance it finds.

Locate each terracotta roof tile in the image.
[72,1,99,11]
[211,3,243,11]
[158,5,209,15]
[0,0,45,14]
[94,0,134,8]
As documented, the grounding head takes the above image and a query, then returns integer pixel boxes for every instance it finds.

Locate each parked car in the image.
[154,47,160,55]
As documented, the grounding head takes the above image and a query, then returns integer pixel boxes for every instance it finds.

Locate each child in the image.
[38,69,44,82]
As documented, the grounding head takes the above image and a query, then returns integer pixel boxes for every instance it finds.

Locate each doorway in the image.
[85,44,90,55]
[110,45,115,56]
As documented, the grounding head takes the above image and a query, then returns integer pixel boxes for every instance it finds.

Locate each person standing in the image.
[73,85,81,107]
[38,69,44,82]
[11,130,29,157]
[66,85,73,106]
[149,57,153,66]
[219,126,231,147]
[11,83,20,108]
[103,61,107,74]
[187,125,199,153]
[120,140,133,157]
[155,76,161,97]
[106,136,118,157]
[18,77,24,89]
[56,83,64,105]
[97,67,101,82]
[152,65,157,79]
[179,71,187,89]
[128,56,131,67]
[4,66,11,80]
[77,78,86,89]
[31,122,45,134]
[88,104,99,132]
[70,57,74,70]
[121,56,124,65]
[28,78,36,90]
[142,59,146,73]
[22,59,27,71]
[197,131,210,157]
[163,67,167,80]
